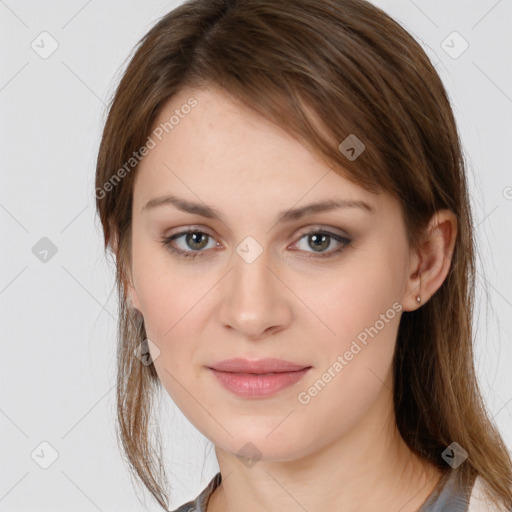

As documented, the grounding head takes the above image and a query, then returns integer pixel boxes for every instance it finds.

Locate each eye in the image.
[290,229,352,259]
[161,229,220,259]
[160,227,352,260]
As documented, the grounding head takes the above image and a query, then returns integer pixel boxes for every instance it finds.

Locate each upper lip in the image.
[208,357,311,374]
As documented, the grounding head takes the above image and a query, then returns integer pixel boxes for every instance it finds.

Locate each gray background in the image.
[1,1,511,510]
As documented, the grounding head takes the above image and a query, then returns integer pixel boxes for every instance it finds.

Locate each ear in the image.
[111,233,143,314]
[402,209,457,312]
[126,279,143,314]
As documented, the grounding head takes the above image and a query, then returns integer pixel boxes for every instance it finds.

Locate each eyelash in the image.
[160,228,352,260]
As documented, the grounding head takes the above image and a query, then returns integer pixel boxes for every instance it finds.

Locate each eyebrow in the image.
[141,194,374,223]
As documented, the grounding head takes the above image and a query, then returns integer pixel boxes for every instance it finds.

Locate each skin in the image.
[126,85,457,512]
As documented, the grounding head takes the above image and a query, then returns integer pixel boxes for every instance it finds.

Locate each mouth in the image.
[207,357,310,374]
[206,358,312,398]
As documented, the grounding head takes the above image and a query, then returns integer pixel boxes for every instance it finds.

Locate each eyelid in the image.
[163,224,349,242]
[288,227,352,258]
[293,225,350,242]
[161,224,352,259]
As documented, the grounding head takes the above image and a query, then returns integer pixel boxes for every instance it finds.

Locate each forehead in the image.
[133,86,390,217]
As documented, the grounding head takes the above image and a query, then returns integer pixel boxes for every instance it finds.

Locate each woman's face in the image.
[128,86,417,462]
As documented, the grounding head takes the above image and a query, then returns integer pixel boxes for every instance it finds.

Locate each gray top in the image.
[171,472,221,512]
[170,469,476,512]
[418,469,476,512]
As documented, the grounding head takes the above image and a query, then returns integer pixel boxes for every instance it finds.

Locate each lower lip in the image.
[208,367,311,398]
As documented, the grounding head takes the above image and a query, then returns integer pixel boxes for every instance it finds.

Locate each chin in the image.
[211,421,309,463]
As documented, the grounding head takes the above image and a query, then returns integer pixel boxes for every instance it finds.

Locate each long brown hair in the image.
[95,0,512,509]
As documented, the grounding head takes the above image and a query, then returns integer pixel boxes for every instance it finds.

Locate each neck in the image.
[207,381,443,512]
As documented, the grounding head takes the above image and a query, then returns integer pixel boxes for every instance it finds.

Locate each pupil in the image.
[187,232,207,249]
[310,233,329,251]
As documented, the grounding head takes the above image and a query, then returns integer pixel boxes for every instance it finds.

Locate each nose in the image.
[216,248,293,340]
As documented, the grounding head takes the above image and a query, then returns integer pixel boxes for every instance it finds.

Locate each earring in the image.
[416,295,421,304]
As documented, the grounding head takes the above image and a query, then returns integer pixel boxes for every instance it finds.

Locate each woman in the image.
[94,0,512,510]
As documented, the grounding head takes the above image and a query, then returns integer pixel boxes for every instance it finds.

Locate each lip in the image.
[206,358,312,398]
[208,357,310,373]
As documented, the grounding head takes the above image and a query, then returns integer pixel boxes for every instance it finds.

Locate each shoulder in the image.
[169,499,201,512]
[169,497,201,512]
[467,476,512,512]
[168,472,222,512]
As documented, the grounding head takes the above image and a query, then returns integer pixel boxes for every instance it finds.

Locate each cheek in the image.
[132,239,208,338]
[297,256,402,351]
[137,270,207,415]
[291,252,404,402]
[288,273,402,444]
[132,258,220,405]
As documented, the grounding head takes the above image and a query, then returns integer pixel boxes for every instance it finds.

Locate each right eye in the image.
[161,229,221,259]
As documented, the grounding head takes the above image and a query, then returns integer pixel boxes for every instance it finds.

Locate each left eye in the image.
[290,230,352,258]
[161,228,352,260]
